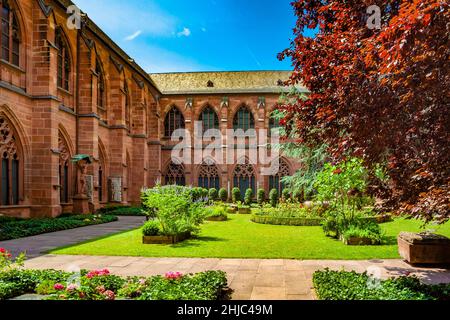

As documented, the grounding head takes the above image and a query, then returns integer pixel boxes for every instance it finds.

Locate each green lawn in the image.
[50,215,450,260]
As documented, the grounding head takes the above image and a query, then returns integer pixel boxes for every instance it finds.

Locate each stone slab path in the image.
[0,216,146,258]
[23,255,450,300]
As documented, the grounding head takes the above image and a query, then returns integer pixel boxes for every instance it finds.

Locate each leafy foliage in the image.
[244,188,253,205]
[269,189,279,208]
[208,188,218,201]
[279,0,449,223]
[232,188,241,203]
[219,188,228,202]
[257,189,266,205]
[142,220,162,236]
[313,269,450,300]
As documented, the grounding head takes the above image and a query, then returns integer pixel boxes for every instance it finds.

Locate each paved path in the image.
[0,216,145,258]
[23,255,450,300]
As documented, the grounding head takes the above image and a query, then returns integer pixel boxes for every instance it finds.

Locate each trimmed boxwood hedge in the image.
[251,214,323,226]
[0,214,117,241]
[313,269,450,300]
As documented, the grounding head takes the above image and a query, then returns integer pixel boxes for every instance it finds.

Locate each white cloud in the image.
[177,27,191,37]
[124,30,142,41]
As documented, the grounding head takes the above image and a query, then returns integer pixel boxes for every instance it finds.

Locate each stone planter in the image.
[206,215,228,221]
[342,236,375,246]
[143,232,191,244]
[398,232,450,265]
[238,207,251,214]
[227,205,238,214]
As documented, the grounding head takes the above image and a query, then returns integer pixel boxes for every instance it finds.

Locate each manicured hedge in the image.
[251,214,322,226]
[313,269,450,300]
[0,214,117,241]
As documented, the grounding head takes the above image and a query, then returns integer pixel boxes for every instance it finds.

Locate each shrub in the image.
[232,188,241,203]
[141,186,207,236]
[341,222,383,244]
[208,188,218,201]
[0,215,117,241]
[255,203,320,219]
[206,205,228,219]
[244,189,253,205]
[219,188,228,202]
[282,188,291,201]
[313,269,450,300]
[142,220,161,236]
[292,190,304,203]
[269,189,279,207]
[257,189,265,205]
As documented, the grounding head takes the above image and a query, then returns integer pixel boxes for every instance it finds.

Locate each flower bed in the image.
[142,232,191,245]
[0,214,117,241]
[313,269,450,300]
[0,249,230,301]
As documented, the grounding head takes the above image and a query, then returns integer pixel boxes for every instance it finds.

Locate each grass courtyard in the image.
[50,214,450,260]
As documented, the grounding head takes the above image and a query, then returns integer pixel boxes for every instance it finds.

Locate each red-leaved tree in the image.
[278,0,449,223]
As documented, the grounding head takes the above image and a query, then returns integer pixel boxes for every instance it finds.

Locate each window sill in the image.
[57,87,72,96]
[0,59,25,73]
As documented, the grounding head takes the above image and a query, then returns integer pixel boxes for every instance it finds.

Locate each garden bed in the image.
[251,214,323,226]
[142,232,191,244]
[0,267,230,301]
[206,216,228,222]
[341,236,376,246]
[0,214,117,241]
[313,269,450,300]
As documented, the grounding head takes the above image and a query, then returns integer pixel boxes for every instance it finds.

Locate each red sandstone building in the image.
[0,0,305,218]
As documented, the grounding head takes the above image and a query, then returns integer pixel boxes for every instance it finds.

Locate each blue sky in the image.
[72,0,301,73]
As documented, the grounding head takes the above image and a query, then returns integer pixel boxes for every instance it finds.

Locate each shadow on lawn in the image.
[171,236,227,248]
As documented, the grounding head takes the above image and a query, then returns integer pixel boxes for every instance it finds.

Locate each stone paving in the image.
[23,255,450,300]
[0,216,146,258]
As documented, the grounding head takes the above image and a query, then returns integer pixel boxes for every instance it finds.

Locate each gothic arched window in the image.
[198,162,220,190]
[164,107,184,138]
[58,134,71,204]
[269,158,290,194]
[56,28,71,91]
[164,162,185,186]
[233,161,256,200]
[199,106,219,134]
[233,106,254,131]
[0,115,21,205]
[1,0,20,66]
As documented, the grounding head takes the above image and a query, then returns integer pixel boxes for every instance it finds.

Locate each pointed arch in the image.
[163,161,185,186]
[269,157,292,194]
[197,160,220,190]
[58,129,73,204]
[0,111,24,205]
[198,104,219,134]
[55,26,72,91]
[233,157,256,199]
[164,105,185,137]
[233,104,255,131]
[1,0,22,66]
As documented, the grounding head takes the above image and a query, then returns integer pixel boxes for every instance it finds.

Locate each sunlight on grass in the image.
[50,215,450,260]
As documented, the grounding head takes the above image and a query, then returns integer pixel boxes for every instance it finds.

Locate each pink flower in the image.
[54,283,65,291]
[139,278,146,285]
[103,290,115,300]
[67,284,78,291]
[165,272,183,280]
[96,285,106,294]
[0,248,5,253]
[86,269,110,278]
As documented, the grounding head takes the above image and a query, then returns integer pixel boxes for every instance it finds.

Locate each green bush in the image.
[255,203,321,219]
[292,190,303,203]
[142,220,161,236]
[141,186,207,236]
[313,269,450,300]
[341,222,383,244]
[0,215,117,241]
[206,205,228,219]
[244,189,253,205]
[232,188,241,203]
[257,189,265,205]
[218,188,228,202]
[208,188,218,201]
[269,189,279,207]
[282,188,291,201]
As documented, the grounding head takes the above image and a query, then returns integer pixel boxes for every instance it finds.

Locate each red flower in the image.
[333,168,342,175]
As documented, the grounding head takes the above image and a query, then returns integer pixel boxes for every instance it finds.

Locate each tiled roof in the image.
[149,71,307,95]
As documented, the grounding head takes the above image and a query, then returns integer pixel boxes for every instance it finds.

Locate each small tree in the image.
[208,188,218,201]
[232,187,241,203]
[219,188,228,202]
[244,188,253,205]
[201,188,209,199]
[257,189,265,205]
[269,189,279,208]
